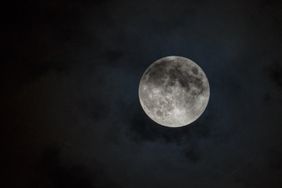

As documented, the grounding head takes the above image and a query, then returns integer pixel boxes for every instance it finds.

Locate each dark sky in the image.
[2,0,282,187]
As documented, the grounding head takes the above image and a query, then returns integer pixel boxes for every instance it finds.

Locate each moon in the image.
[138,56,210,128]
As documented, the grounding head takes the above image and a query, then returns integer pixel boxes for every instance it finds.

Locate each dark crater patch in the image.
[168,66,191,90]
[144,59,205,95]
[145,62,168,85]
[192,67,199,75]
[167,64,204,93]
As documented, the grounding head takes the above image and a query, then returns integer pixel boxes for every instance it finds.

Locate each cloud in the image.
[34,146,121,188]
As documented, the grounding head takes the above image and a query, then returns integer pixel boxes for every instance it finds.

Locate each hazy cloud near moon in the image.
[2,0,282,187]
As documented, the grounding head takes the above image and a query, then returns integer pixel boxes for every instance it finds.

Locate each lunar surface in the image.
[138,56,210,127]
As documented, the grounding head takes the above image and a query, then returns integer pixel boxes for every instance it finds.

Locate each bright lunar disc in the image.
[138,56,210,128]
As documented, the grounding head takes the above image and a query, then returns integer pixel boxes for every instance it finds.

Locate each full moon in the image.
[138,56,210,128]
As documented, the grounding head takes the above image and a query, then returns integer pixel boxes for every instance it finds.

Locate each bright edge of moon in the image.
[138,56,210,128]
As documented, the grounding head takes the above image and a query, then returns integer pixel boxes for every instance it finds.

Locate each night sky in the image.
[3,0,282,187]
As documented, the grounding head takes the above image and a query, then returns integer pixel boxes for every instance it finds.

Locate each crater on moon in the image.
[138,56,210,128]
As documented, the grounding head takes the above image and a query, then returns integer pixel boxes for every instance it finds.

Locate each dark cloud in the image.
[183,145,201,163]
[267,61,282,89]
[103,50,125,65]
[33,146,121,188]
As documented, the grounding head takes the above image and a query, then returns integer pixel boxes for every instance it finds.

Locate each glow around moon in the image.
[138,56,210,128]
